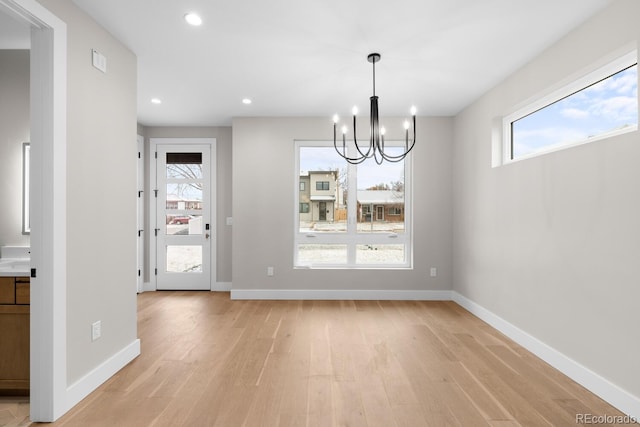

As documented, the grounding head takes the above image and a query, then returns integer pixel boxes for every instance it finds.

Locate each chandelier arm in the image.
[353,140,373,158]
[378,141,415,161]
[352,115,374,159]
[333,121,371,164]
[333,136,367,164]
[332,123,348,159]
[378,115,416,161]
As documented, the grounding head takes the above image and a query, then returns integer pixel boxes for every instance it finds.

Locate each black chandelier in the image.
[333,53,416,165]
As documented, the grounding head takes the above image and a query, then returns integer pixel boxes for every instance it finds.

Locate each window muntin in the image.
[294,141,411,269]
[299,202,310,213]
[504,52,638,162]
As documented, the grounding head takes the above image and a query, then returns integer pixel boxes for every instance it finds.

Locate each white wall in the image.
[232,117,452,295]
[140,126,233,284]
[0,49,30,247]
[37,0,138,385]
[453,0,640,404]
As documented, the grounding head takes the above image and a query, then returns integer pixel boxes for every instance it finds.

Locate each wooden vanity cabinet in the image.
[0,276,30,395]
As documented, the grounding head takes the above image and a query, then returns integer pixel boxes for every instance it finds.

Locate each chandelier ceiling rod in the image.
[333,52,416,165]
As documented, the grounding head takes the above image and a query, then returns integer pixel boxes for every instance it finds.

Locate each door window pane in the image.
[166,153,203,179]
[166,245,202,273]
[166,184,203,210]
[166,214,203,235]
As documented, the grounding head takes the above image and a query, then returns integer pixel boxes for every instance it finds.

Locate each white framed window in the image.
[503,50,638,163]
[294,140,412,269]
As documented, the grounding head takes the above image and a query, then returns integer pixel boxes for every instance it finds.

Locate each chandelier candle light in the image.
[333,53,416,164]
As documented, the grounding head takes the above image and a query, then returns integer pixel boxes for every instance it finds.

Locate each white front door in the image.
[155,143,213,290]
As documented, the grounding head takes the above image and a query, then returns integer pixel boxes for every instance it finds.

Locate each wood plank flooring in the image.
[0,292,630,426]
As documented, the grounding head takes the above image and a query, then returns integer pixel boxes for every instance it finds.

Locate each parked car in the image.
[170,215,192,224]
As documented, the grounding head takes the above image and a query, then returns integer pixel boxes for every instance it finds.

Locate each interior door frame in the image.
[0,0,68,421]
[136,135,144,293]
[149,138,216,291]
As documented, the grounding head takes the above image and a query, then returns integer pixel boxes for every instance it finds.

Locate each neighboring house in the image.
[357,190,404,222]
[166,194,202,210]
[299,170,338,222]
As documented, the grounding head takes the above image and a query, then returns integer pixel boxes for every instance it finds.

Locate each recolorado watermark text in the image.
[576,413,638,424]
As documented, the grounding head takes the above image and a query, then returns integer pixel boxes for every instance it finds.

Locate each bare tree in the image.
[167,164,203,198]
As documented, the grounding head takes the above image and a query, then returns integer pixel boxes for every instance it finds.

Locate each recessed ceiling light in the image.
[184,13,202,26]
[242,98,252,105]
[151,98,162,104]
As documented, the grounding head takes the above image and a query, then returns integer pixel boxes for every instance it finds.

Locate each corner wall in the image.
[453,0,640,410]
[232,117,453,296]
[37,0,139,386]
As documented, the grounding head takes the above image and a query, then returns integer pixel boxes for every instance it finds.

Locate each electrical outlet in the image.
[430,267,437,277]
[267,266,274,276]
[92,320,101,341]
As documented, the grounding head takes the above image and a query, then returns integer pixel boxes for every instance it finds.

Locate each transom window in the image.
[294,141,412,268]
[504,51,638,162]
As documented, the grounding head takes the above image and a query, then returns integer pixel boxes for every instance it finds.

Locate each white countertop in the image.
[0,259,30,277]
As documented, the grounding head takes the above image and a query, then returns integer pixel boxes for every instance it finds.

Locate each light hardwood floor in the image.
[0,292,630,426]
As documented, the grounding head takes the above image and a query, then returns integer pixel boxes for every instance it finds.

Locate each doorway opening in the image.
[0,0,68,421]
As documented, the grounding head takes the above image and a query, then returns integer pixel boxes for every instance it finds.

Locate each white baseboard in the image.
[451,292,640,420]
[141,282,155,292]
[212,282,232,292]
[230,289,453,300]
[140,282,232,292]
[64,339,140,412]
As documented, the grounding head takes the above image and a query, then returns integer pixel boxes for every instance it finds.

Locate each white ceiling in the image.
[48,1,613,125]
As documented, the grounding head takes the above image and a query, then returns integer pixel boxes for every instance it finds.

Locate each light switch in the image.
[91,49,107,73]
[91,320,101,341]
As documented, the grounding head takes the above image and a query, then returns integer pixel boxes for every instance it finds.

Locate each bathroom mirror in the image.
[23,142,30,234]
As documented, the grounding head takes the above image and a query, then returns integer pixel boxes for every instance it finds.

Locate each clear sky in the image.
[512,64,638,158]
